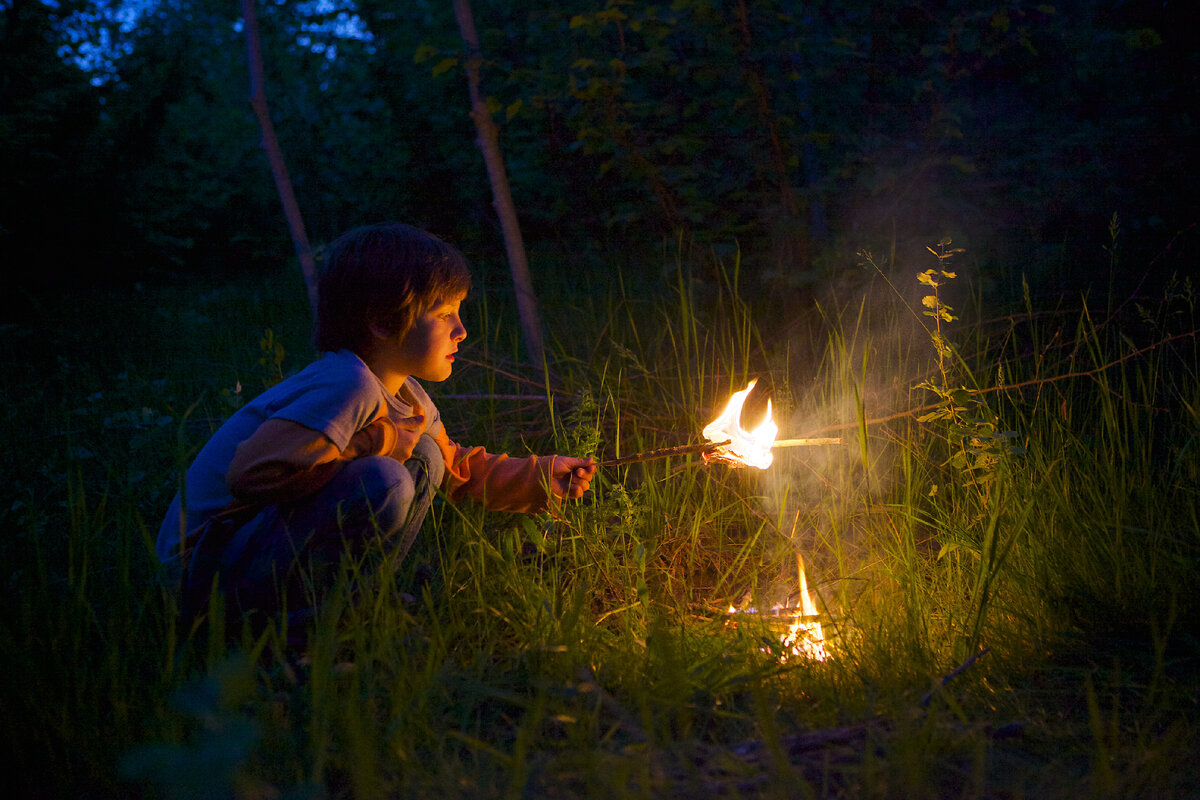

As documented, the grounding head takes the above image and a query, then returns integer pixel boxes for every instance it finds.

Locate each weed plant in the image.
[2,238,1198,798]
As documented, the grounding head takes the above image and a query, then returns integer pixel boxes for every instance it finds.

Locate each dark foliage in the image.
[2,0,1197,312]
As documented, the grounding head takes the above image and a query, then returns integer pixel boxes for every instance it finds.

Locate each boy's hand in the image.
[552,456,597,500]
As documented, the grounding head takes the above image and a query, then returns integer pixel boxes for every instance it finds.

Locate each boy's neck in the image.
[358,349,407,397]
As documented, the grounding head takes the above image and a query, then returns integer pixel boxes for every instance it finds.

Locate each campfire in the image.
[779,552,830,661]
[600,379,840,661]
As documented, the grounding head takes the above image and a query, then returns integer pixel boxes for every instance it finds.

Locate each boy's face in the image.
[392,294,468,383]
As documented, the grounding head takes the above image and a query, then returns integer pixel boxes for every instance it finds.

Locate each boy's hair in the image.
[315,222,472,355]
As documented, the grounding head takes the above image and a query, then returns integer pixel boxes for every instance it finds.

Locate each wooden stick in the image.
[598,436,843,467]
[919,646,991,707]
[773,437,843,447]
[598,440,730,467]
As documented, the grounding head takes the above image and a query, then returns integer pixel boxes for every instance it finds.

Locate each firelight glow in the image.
[702,379,778,469]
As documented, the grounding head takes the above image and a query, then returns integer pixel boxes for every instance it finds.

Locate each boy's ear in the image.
[366,312,399,342]
[367,318,392,342]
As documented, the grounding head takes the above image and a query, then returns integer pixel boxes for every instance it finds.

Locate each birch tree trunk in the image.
[242,0,318,317]
[451,0,546,370]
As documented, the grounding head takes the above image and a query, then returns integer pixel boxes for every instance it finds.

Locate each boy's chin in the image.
[415,366,453,382]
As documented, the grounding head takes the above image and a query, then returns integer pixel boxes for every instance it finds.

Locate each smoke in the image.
[755,260,944,609]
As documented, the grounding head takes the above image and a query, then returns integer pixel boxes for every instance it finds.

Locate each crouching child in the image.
[156,222,596,637]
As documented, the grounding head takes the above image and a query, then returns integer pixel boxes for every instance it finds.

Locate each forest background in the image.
[4,0,1196,309]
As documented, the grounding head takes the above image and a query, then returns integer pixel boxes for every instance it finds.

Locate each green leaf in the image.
[432,57,458,77]
[520,517,546,552]
[506,99,523,121]
[636,576,650,608]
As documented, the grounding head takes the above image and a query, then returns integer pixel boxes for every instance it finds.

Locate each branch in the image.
[919,647,991,707]
[800,328,1199,437]
[451,0,546,371]
[241,0,317,317]
[598,440,729,467]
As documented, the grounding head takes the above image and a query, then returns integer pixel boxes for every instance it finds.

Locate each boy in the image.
[157,222,596,628]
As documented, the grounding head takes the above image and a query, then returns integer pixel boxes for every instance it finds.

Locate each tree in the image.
[451,0,545,370]
[242,0,317,316]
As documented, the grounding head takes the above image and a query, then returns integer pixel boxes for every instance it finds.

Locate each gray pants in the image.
[187,434,444,630]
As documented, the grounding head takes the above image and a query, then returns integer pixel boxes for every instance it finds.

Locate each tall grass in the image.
[3,243,1198,798]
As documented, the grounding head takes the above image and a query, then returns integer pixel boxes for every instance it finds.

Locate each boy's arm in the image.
[227,416,398,505]
[430,429,596,514]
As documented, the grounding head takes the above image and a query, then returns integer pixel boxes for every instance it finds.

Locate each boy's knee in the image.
[413,433,445,489]
[305,445,441,549]
[342,456,416,531]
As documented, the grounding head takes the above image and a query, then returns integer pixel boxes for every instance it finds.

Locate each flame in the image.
[781,554,829,661]
[726,554,830,662]
[702,379,778,469]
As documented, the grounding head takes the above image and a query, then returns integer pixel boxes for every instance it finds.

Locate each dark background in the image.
[2,0,1196,318]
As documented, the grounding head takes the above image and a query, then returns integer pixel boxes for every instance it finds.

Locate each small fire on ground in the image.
[728,555,829,662]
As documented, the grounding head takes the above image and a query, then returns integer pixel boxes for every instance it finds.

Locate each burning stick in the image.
[598,437,843,468]
[702,379,778,468]
[598,440,731,467]
[702,379,843,469]
[599,380,844,469]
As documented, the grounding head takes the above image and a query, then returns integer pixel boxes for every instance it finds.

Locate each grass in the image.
[2,240,1199,798]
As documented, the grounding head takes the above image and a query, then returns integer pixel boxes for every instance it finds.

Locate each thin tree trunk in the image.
[451,0,546,370]
[242,0,318,317]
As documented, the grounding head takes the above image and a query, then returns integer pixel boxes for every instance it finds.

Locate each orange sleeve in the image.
[227,416,398,505]
[429,427,555,514]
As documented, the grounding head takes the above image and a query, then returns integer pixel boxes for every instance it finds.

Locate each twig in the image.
[797,327,1200,439]
[438,394,550,401]
[455,356,572,395]
[774,437,844,447]
[919,646,991,707]
[599,436,844,467]
[598,440,729,467]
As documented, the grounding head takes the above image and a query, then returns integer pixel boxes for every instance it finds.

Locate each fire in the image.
[780,553,829,661]
[702,379,778,469]
[726,554,829,662]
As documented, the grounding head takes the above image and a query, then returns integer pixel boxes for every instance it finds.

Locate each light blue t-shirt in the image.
[155,349,445,563]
